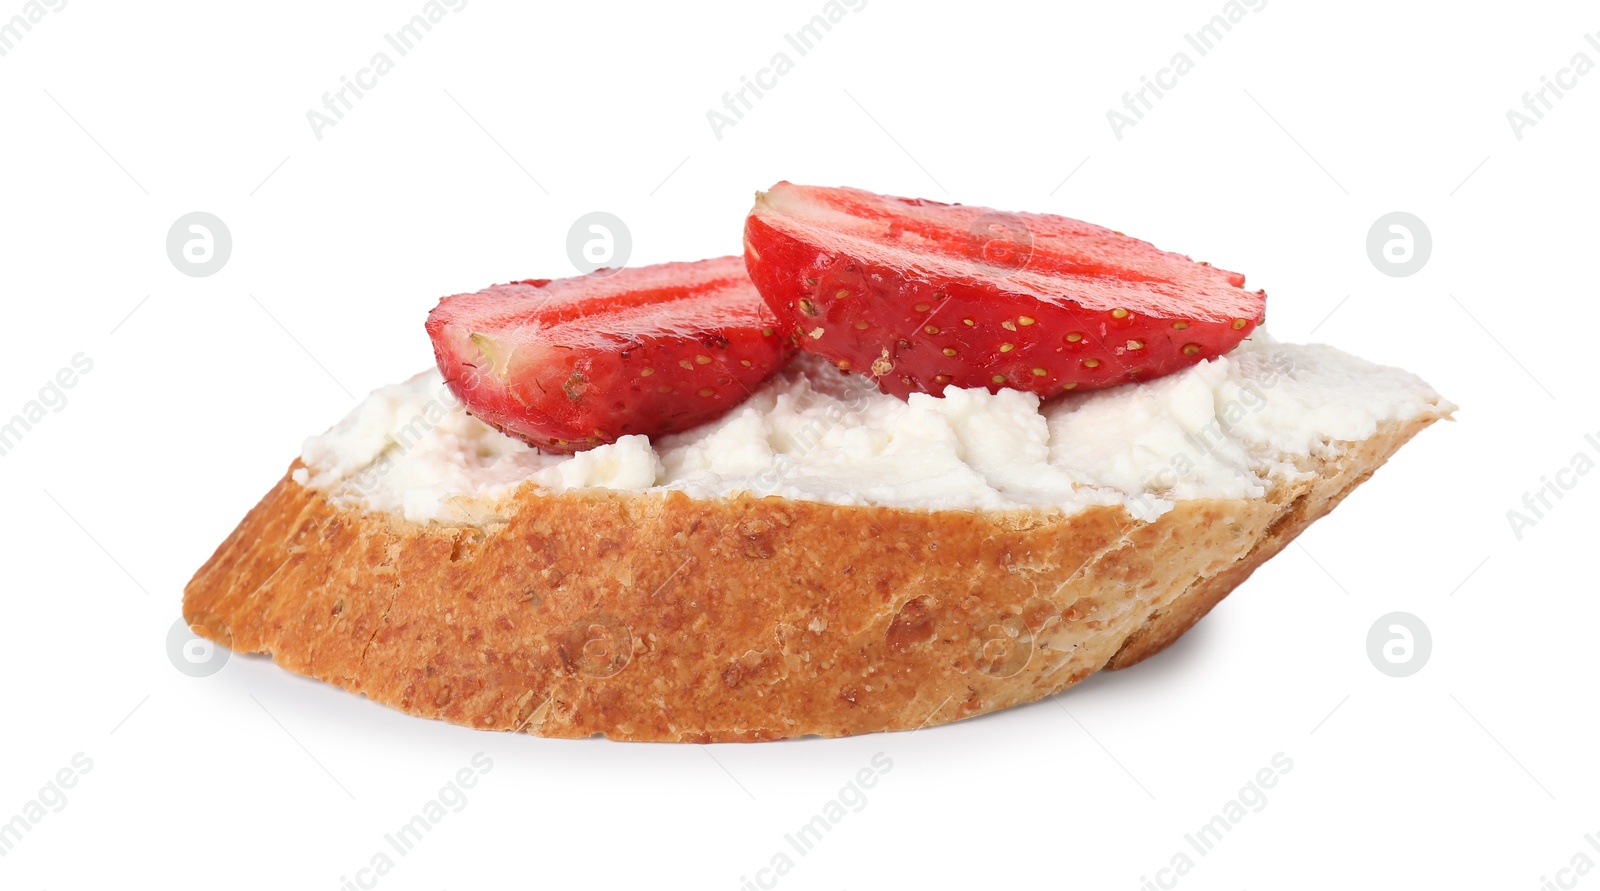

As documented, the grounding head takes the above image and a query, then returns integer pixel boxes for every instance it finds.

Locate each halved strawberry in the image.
[743,182,1267,399]
[426,257,794,453]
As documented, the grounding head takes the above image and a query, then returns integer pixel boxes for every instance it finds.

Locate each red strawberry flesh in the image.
[743,182,1267,399]
[427,257,794,453]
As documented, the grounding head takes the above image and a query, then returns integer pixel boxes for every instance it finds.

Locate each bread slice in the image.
[183,339,1449,741]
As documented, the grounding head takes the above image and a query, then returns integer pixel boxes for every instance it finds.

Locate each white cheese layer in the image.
[292,333,1450,524]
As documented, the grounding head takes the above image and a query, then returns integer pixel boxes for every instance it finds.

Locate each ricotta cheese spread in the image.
[292,333,1449,524]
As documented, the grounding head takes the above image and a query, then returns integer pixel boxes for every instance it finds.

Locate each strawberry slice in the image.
[743,182,1267,399]
[427,257,794,453]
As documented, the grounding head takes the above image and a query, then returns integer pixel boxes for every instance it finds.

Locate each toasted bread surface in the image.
[183,414,1438,741]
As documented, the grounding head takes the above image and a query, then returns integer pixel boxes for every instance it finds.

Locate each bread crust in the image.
[183,415,1438,741]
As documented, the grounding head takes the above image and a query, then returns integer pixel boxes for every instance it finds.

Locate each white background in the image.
[1,1,1596,888]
